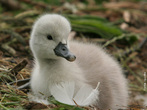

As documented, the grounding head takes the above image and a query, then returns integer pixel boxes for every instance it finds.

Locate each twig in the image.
[103,34,125,47]
[1,44,16,56]
[0,103,9,110]
[9,78,30,85]
[0,44,15,56]
[102,34,137,47]
[138,37,147,49]
[72,98,80,107]
[15,10,41,19]
[17,82,30,90]
[8,78,30,89]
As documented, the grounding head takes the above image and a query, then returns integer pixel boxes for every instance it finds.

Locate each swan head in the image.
[30,14,76,62]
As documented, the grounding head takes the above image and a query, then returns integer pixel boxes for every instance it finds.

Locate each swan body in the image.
[30,14,128,110]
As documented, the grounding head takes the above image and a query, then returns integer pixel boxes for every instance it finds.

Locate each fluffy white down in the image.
[30,14,128,110]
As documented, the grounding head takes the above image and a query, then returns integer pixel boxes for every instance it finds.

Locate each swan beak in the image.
[54,42,76,62]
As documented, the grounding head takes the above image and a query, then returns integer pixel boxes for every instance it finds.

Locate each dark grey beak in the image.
[54,42,76,62]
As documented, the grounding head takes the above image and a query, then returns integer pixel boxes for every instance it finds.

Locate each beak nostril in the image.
[62,48,66,51]
[54,42,75,61]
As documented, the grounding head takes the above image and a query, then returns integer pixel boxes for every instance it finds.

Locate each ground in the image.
[0,0,147,110]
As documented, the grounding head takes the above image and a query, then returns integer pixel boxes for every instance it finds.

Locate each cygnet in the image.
[30,14,128,110]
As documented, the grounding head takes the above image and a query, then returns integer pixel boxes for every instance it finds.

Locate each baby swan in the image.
[30,14,128,110]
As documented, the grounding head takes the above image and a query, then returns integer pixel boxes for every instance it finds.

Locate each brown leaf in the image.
[10,59,28,76]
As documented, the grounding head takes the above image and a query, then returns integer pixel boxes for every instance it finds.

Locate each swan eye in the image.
[47,35,53,40]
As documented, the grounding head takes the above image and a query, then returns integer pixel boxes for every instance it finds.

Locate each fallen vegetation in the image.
[0,0,147,109]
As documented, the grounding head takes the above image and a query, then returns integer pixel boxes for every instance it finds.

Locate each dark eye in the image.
[47,35,53,40]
